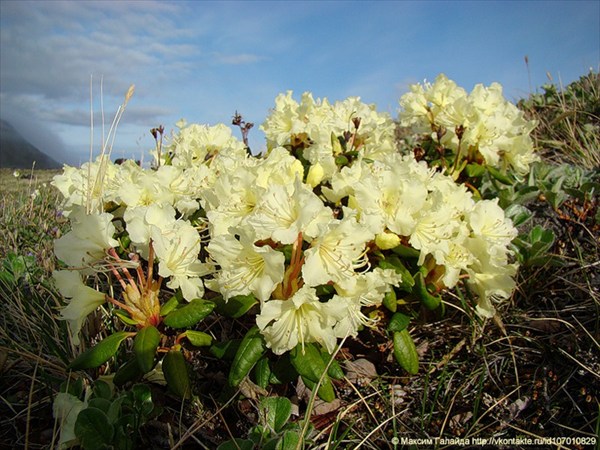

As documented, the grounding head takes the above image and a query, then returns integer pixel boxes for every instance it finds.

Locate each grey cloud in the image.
[40,105,173,128]
[1,0,201,101]
[0,0,203,166]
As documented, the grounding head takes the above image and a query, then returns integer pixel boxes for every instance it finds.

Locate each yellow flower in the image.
[256,285,337,355]
[54,207,119,273]
[207,229,285,303]
[248,178,331,244]
[302,216,373,290]
[53,270,106,345]
[123,203,177,259]
[468,199,517,249]
[151,220,212,301]
[331,268,403,338]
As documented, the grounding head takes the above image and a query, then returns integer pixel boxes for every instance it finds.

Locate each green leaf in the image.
[210,340,241,360]
[106,396,125,425]
[487,166,514,185]
[214,294,258,318]
[534,225,554,244]
[113,309,138,326]
[544,190,568,209]
[504,204,533,227]
[131,383,151,403]
[119,234,131,252]
[335,155,349,166]
[60,377,84,398]
[183,330,213,347]
[163,298,215,328]
[131,384,154,417]
[74,407,115,450]
[270,354,297,385]
[580,181,600,196]
[249,425,269,445]
[0,270,13,286]
[465,163,486,178]
[393,329,419,375]
[133,326,160,374]
[88,398,111,414]
[319,349,344,380]
[92,380,112,400]
[229,326,266,387]
[113,358,143,387]
[301,376,335,403]
[113,427,134,450]
[159,295,180,317]
[513,225,558,268]
[216,439,255,450]
[562,187,584,201]
[253,356,271,389]
[114,412,135,430]
[276,430,302,450]
[315,284,336,297]
[390,244,421,259]
[69,331,134,370]
[261,396,292,433]
[2,253,33,282]
[388,312,411,333]
[515,185,540,204]
[382,289,397,312]
[263,438,279,450]
[290,343,335,402]
[289,343,323,383]
[281,244,293,264]
[162,349,191,399]
[414,272,441,310]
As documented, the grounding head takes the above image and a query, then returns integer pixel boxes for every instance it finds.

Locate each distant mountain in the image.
[0,120,61,169]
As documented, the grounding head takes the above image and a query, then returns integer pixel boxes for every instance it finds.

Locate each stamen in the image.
[106,295,135,316]
[146,240,155,287]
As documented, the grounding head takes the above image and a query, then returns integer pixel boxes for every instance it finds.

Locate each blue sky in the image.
[1,0,598,166]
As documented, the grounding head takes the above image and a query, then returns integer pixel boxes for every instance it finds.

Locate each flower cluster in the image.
[51,77,523,359]
[261,91,397,182]
[399,74,539,175]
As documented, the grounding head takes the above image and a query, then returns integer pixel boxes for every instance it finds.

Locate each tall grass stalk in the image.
[519,70,600,169]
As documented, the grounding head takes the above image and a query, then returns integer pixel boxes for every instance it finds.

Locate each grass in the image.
[518,70,600,169]
[1,73,599,449]
[0,168,75,449]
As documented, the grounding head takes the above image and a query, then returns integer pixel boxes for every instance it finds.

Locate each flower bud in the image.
[306,162,325,187]
[375,231,401,250]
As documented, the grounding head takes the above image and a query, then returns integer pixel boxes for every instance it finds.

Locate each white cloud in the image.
[214,53,266,65]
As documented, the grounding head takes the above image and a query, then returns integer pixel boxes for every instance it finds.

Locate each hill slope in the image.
[0,120,61,169]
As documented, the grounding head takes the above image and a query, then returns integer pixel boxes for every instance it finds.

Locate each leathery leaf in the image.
[163,298,215,328]
[229,326,266,387]
[290,343,335,402]
[133,325,160,373]
[162,348,191,399]
[393,329,419,375]
[69,331,134,370]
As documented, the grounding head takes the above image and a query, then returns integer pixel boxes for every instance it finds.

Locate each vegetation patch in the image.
[0,72,598,450]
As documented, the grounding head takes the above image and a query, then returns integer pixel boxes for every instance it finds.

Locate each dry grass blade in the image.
[557,349,600,380]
